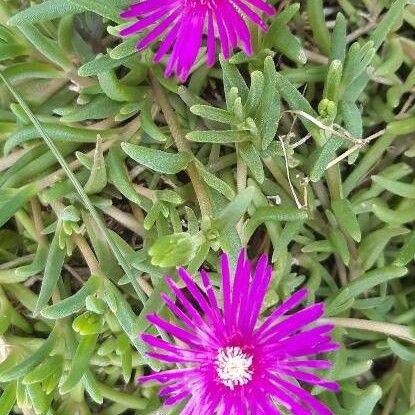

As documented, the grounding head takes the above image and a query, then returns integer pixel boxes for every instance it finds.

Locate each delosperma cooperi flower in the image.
[120,0,276,81]
[139,249,339,414]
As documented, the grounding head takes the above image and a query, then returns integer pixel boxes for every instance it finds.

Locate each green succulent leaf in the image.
[122,143,192,174]
[149,232,204,268]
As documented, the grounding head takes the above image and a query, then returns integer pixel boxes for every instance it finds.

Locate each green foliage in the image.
[0,1,415,414]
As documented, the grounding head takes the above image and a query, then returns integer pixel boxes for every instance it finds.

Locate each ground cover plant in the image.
[1,0,415,413]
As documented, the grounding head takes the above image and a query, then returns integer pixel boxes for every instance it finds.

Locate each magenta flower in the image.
[120,0,276,81]
[140,250,339,414]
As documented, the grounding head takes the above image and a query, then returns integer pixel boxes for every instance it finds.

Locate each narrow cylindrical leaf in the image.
[190,105,235,125]
[307,0,331,54]
[244,207,308,241]
[350,385,382,415]
[187,130,251,144]
[107,145,151,211]
[34,230,66,314]
[194,159,235,200]
[0,330,57,382]
[387,117,415,135]
[369,0,406,51]
[214,186,256,233]
[329,228,350,265]
[41,276,101,319]
[0,184,37,228]
[149,232,203,268]
[332,199,361,242]
[0,383,16,415]
[257,57,280,150]
[330,13,347,62]
[84,136,107,195]
[324,60,343,103]
[239,143,264,184]
[372,175,415,198]
[394,232,415,267]
[117,334,133,383]
[18,24,72,71]
[60,333,99,393]
[122,143,192,174]
[342,266,407,298]
[22,355,63,384]
[220,56,249,104]
[26,383,49,415]
[141,97,168,142]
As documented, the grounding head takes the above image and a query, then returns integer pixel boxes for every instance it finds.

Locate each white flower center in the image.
[215,346,253,390]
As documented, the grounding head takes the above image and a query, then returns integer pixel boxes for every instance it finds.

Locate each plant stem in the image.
[149,72,212,217]
[101,206,145,237]
[327,317,415,344]
[0,146,32,172]
[0,255,34,270]
[72,234,100,275]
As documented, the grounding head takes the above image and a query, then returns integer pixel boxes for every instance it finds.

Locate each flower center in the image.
[215,346,253,390]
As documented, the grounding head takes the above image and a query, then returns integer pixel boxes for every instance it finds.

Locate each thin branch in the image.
[304,50,329,65]
[0,255,34,270]
[63,264,86,285]
[72,234,100,275]
[278,135,303,209]
[346,20,377,42]
[102,206,145,237]
[291,133,312,149]
[0,146,33,172]
[286,110,362,144]
[326,129,386,170]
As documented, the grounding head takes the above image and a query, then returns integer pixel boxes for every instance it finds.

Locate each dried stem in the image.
[0,146,33,172]
[0,255,34,270]
[278,135,303,209]
[102,206,145,237]
[72,234,100,275]
[326,129,386,170]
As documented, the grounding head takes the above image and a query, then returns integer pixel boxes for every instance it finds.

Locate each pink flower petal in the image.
[120,0,276,80]
[138,249,338,412]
